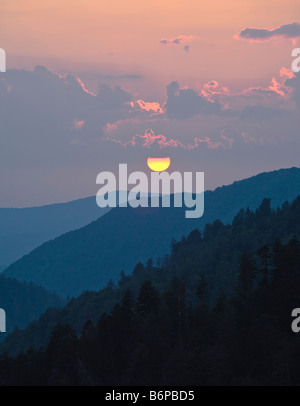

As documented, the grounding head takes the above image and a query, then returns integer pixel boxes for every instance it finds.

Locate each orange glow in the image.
[147,157,171,172]
[136,100,163,113]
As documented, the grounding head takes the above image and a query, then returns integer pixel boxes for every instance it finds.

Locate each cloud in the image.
[105,128,229,150]
[73,120,85,129]
[130,99,163,114]
[159,34,199,45]
[2,65,300,206]
[218,75,293,113]
[103,68,300,154]
[285,72,300,106]
[235,22,300,42]
[96,84,132,110]
[0,65,135,158]
[203,81,230,97]
[280,67,295,80]
[165,81,222,119]
[75,77,96,96]
[183,45,190,53]
[239,105,285,121]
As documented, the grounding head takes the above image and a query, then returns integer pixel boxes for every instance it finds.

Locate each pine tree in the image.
[136,280,160,317]
[196,275,208,303]
[238,253,257,297]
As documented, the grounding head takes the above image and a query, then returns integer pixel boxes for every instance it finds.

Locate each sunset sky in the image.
[0,0,300,206]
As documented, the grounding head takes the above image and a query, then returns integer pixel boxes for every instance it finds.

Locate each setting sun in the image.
[147,157,171,172]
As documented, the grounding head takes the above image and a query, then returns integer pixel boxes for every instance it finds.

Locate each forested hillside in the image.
[1,195,300,369]
[1,233,300,385]
[0,275,64,341]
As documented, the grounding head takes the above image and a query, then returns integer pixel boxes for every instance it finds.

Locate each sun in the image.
[147,157,171,172]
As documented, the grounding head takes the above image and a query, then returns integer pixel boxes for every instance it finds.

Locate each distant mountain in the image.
[0,197,110,267]
[4,167,300,297]
[0,274,64,342]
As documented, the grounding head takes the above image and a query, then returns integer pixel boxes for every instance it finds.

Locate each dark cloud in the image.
[165,81,221,119]
[96,84,132,110]
[236,22,300,41]
[0,66,134,159]
[160,38,181,45]
[159,35,199,45]
[240,105,286,121]
[183,45,190,53]
[285,74,300,106]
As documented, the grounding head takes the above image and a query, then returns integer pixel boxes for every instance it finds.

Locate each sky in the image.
[0,0,300,207]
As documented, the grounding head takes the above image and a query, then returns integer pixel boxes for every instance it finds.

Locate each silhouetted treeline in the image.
[1,234,300,385]
[1,196,300,385]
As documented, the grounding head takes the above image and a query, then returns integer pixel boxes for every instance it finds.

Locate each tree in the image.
[257,245,271,284]
[118,270,129,287]
[137,280,160,317]
[196,275,208,303]
[46,324,79,385]
[256,198,272,219]
[238,253,257,297]
[186,229,202,245]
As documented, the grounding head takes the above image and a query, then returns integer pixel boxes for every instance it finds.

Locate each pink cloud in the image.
[75,77,96,96]
[240,74,292,101]
[220,130,234,149]
[104,118,141,134]
[74,120,85,129]
[131,99,164,114]
[106,128,231,150]
[269,78,286,97]
[280,67,295,79]
[202,81,230,96]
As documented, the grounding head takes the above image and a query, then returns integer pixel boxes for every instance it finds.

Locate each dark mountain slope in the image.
[4,167,300,297]
[1,194,300,357]
[0,274,64,342]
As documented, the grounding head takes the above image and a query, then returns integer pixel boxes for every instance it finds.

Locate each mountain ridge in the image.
[4,167,300,297]
[0,274,64,342]
[0,196,110,267]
